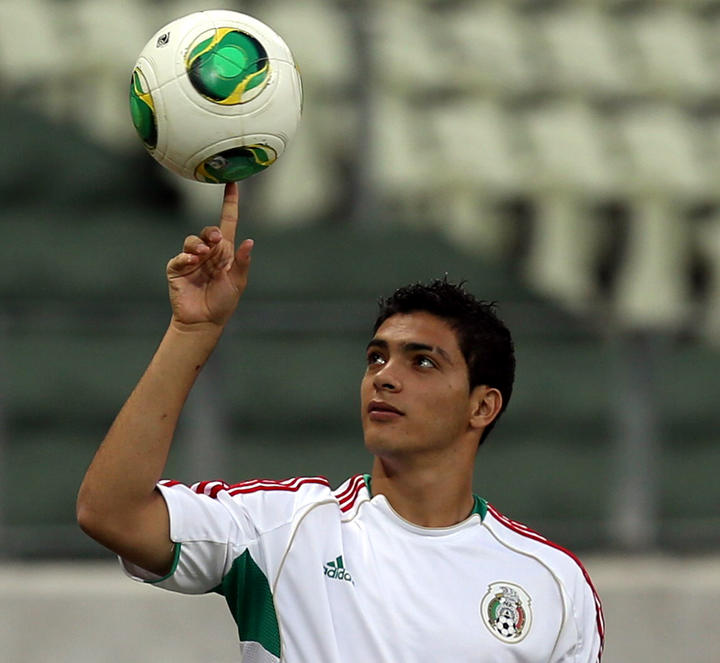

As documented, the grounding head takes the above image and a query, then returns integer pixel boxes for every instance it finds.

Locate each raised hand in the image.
[166,182,254,329]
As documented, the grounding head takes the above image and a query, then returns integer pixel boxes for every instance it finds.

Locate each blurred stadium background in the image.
[1,0,719,660]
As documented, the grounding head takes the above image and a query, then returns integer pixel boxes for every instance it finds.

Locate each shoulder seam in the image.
[160,476,331,499]
[333,474,367,514]
[486,505,605,662]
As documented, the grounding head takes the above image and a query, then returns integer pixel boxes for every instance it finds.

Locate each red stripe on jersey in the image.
[160,477,331,499]
[159,479,182,488]
[335,474,363,501]
[336,475,366,512]
[227,476,330,496]
[227,476,328,490]
[191,480,228,496]
[210,483,227,499]
[487,504,605,661]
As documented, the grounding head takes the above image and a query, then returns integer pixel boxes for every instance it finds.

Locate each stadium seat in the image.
[0,0,70,115]
[524,202,607,310]
[372,1,451,94]
[614,209,693,330]
[518,101,619,309]
[625,7,718,103]
[430,98,527,197]
[367,91,431,211]
[534,5,636,99]
[696,218,720,344]
[442,2,542,97]
[161,0,232,25]
[424,98,528,256]
[69,0,155,148]
[520,100,619,198]
[255,0,355,95]
[616,103,708,199]
[251,98,349,226]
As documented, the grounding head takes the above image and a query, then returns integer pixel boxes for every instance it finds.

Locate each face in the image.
[361,311,481,458]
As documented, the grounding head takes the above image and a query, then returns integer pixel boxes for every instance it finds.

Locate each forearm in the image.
[77,320,223,529]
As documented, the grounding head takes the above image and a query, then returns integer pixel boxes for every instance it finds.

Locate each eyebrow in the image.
[366,338,454,365]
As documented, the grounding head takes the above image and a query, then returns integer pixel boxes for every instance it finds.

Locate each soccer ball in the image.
[129,10,302,183]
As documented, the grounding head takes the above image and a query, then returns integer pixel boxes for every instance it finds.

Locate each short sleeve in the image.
[574,572,604,663]
[120,476,334,596]
[121,481,257,594]
[550,564,604,663]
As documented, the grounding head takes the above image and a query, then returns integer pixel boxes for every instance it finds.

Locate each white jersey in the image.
[123,474,604,662]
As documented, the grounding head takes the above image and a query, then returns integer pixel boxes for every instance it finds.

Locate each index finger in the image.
[219,182,239,243]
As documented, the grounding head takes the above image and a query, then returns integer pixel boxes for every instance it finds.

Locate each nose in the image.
[373,361,401,392]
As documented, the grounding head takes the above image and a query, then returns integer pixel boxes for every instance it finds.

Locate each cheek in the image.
[424,384,471,420]
[359,373,373,402]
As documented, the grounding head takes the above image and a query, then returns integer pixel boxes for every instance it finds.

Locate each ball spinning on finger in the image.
[129,10,302,183]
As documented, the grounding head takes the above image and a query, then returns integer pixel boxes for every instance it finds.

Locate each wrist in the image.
[152,319,225,377]
[169,317,226,338]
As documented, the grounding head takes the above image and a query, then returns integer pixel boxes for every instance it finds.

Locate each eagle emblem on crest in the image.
[480,582,532,643]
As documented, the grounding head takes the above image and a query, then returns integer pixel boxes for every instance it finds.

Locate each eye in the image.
[367,351,386,366]
[414,355,437,369]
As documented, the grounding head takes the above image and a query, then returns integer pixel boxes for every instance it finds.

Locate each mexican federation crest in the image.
[480,582,533,643]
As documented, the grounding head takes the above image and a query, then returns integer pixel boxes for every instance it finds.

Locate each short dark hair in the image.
[373,278,515,445]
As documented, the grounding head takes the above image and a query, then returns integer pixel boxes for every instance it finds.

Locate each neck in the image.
[369,451,476,528]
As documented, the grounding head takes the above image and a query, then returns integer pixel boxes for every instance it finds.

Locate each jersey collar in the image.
[363,473,488,528]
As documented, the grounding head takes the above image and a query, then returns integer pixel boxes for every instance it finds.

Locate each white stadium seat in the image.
[535,6,636,99]
[442,1,542,97]
[519,101,619,309]
[372,1,451,94]
[368,91,430,205]
[255,0,355,95]
[626,7,718,102]
[69,0,156,148]
[0,0,70,115]
[611,104,703,328]
[614,209,693,330]
[429,97,527,196]
[616,103,708,199]
[521,100,619,198]
[523,199,608,310]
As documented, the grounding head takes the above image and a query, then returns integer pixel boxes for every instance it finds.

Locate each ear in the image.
[468,386,503,431]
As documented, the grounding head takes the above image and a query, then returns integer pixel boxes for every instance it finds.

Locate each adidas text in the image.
[323,556,353,583]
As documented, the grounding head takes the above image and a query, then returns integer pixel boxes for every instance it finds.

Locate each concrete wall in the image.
[2,556,719,662]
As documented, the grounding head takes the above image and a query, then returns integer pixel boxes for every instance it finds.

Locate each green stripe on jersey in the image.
[213,550,281,657]
[144,543,182,584]
[472,494,488,521]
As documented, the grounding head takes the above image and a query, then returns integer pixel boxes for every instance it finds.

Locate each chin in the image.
[363,431,396,457]
[363,431,419,459]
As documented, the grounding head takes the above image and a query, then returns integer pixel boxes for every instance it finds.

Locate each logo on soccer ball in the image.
[480,582,532,643]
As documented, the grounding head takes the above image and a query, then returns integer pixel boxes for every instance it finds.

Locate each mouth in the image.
[367,400,404,419]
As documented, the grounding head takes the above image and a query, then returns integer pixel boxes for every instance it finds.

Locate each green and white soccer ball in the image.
[129,10,302,183]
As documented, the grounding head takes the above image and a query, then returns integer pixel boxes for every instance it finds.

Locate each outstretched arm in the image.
[76,183,253,576]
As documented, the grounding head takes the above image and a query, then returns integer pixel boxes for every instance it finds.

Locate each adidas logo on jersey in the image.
[323,556,353,583]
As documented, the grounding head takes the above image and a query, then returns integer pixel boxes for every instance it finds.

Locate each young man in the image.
[77,183,604,662]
